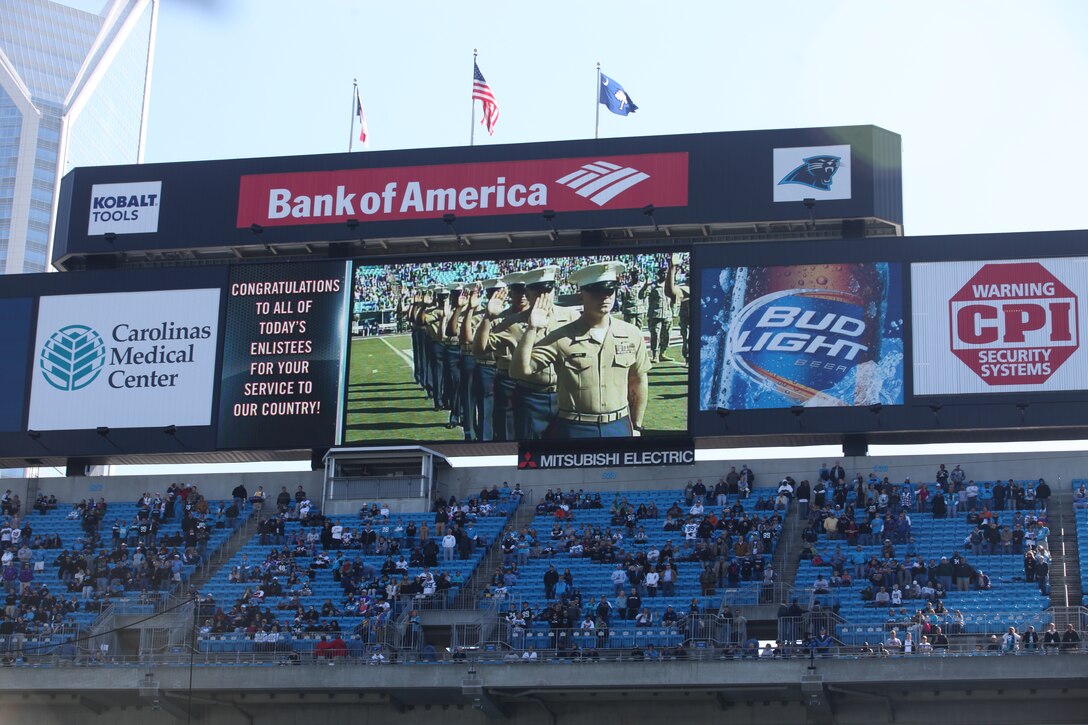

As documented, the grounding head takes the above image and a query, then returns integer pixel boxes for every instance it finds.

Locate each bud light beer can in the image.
[701,263,903,409]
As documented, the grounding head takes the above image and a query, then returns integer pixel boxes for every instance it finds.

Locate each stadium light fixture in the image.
[26,430,41,440]
[163,425,177,436]
[790,405,804,428]
[1016,401,1029,424]
[442,214,464,245]
[345,218,360,230]
[802,198,816,230]
[642,204,659,232]
[542,209,559,240]
[103,232,117,243]
[250,223,264,235]
[715,407,729,430]
[929,402,943,424]
[96,426,110,437]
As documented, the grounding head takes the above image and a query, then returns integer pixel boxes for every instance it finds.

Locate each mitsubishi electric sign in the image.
[28,289,220,431]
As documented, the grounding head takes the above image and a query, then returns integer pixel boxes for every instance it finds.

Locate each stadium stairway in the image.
[180,509,259,596]
[457,495,534,606]
[1049,491,1083,608]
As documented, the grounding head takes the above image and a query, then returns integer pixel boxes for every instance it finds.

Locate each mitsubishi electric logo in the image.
[40,325,106,391]
[555,161,650,206]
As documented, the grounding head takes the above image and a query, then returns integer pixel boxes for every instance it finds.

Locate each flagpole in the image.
[595,63,601,140]
[349,78,358,153]
[470,49,478,147]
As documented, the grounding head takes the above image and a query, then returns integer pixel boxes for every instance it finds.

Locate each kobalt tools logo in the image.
[87,181,162,235]
[554,161,650,206]
[40,325,106,391]
[950,262,1079,385]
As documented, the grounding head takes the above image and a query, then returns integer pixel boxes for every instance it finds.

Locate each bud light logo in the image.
[40,325,106,391]
[87,181,162,235]
[728,288,872,403]
[700,263,904,411]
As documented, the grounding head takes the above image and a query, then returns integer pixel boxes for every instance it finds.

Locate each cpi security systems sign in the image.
[912,258,1088,395]
[28,289,220,431]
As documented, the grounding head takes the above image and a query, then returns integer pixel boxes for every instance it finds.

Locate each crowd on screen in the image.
[351,254,690,320]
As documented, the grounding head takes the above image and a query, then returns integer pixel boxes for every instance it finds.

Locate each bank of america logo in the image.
[555,161,650,206]
[40,325,106,391]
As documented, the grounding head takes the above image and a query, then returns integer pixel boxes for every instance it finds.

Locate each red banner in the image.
[236,153,688,228]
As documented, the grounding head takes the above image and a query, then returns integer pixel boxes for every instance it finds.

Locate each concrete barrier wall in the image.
[3,447,1085,511]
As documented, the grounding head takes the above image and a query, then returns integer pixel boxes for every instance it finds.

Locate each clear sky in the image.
[56,0,1088,473]
[133,0,1088,239]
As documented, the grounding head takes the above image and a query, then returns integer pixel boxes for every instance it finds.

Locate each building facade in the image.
[0,0,156,274]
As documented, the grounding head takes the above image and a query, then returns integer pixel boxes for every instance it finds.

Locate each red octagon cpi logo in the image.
[949,262,1079,386]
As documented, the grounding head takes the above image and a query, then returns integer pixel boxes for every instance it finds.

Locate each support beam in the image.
[78,695,107,715]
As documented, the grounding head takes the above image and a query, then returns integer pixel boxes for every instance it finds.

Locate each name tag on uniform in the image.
[568,352,586,359]
[615,343,635,354]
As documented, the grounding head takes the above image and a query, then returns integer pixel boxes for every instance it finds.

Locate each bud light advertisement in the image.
[699,263,904,410]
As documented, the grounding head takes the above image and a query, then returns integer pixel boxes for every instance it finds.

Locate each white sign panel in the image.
[29,289,220,430]
[912,258,1088,395]
[772,144,852,202]
[87,181,162,235]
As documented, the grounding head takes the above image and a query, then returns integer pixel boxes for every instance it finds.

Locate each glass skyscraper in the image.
[0,0,156,274]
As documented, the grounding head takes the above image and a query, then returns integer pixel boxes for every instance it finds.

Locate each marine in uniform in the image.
[473,272,528,441]
[422,286,450,412]
[505,265,577,439]
[639,265,674,361]
[512,262,651,438]
[443,283,467,428]
[467,278,506,441]
[616,267,646,330]
[409,287,428,390]
[663,255,689,363]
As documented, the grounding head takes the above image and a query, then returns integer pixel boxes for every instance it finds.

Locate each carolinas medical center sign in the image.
[912,258,1088,395]
[235,153,688,227]
[28,289,220,431]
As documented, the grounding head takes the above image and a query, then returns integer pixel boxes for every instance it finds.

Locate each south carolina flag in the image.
[599,72,638,116]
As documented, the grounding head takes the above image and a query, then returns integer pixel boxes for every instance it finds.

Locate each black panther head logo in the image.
[779,155,841,191]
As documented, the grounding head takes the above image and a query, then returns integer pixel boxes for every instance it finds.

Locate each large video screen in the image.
[343,251,690,444]
[699,262,904,410]
[217,261,352,450]
[912,258,1088,395]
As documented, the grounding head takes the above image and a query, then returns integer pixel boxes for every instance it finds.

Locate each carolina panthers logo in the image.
[778,155,841,191]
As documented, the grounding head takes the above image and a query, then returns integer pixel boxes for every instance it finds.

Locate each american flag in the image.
[472,62,499,135]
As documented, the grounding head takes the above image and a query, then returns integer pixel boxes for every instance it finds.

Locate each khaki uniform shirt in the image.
[494,306,577,385]
[646,283,672,320]
[423,309,444,341]
[617,283,646,319]
[525,316,651,416]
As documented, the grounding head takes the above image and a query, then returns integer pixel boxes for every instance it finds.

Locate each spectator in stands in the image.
[250,487,266,513]
[1074,485,1088,509]
[1022,625,1039,652]
[1044,622,1062,653]
[1035,480,1051,513]
[1001,626,1020,654]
